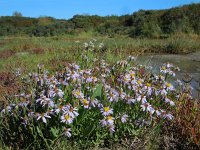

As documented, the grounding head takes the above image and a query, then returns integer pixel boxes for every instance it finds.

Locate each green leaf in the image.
[36,126,43,136]
[92,84,102,99]
[50,127,59,138]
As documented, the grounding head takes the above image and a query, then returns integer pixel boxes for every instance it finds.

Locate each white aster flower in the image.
[121,114,128,123]
[61,114,73,124]
[63,128,72,138]
[101,106,113,116]
[37,113,51,124]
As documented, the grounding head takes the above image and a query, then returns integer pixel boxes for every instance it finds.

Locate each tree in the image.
[13,11,22,17]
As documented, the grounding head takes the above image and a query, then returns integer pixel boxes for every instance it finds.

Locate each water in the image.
[136,52,200,98]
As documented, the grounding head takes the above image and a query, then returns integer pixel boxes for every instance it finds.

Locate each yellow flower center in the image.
[166,83,171,87]
[137,80,142,84]
[124,77,129,82]
[146,83,151,87]
[83,99,88,106]
[75,91,80,96]
[110,93,114,98]
[107,116,113,121]
[20,97,26,102]
[130,73,135,78]
[104,107,110,112]
[65,114,70,120]
[72,78,77,83]
[162,66,166,70]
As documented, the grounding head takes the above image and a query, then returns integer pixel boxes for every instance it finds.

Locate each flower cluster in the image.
[160,63,180,76]
[1,42,187,140]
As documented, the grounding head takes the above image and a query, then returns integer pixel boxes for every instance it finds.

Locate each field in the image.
[0,35,200,149]
[1,34,200,71]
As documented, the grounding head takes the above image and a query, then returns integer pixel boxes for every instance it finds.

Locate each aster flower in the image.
[164,97,175,106]
[73,90,84,99]
[124,75,131,84]
[118,88,126,99]
[17,96,31,107]
[129,71,136,79]
[121,114,128,123]
[36,96,51,107]
[86,77,93,83]
[155,109,161,117]
[101,106,113,116]
[141,103,154,114]
[100,115,115,126]
[55,104,69,114]
[37,113,51,124]
[90,98,99,107]
[125,95,136,104]
[160,88,167,96]
[136,95,147,104]
[176,79,183,86]
[61,114,73,124]
[100,118,107,126]
[27,110,34,117]
[106,89,119,102]
[55,88,64,98]
[81,98,90,109]
[164,82,174,91]
[160,66,167,74]
[127,55,136,61]
[86,76,98,84]
[164,113,174,120]
[1,106,12,114]
[106,115,114,125]
[65,106,79,118]
[63,128,72,138]
[147,104,155,114]
[136,79,143,87]
[108,124,115,133]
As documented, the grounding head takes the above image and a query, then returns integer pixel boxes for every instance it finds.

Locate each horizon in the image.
[0,0,200,19]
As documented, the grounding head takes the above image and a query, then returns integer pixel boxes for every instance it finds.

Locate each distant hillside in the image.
[0,3,200,37]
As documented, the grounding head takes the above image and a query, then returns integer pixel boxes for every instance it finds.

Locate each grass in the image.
[0,34,200,73]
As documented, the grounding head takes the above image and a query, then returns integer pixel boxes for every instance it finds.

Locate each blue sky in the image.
[0,0,199,19]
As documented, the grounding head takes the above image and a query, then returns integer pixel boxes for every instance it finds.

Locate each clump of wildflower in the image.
[0,41,188,147]
[160,63,180,77]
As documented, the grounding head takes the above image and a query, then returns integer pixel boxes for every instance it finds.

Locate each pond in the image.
[137,52,200,98]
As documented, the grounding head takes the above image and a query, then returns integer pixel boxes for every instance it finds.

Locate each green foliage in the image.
[0,3,200,37]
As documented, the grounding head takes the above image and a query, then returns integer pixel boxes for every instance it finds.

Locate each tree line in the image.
[0,3,200,38]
